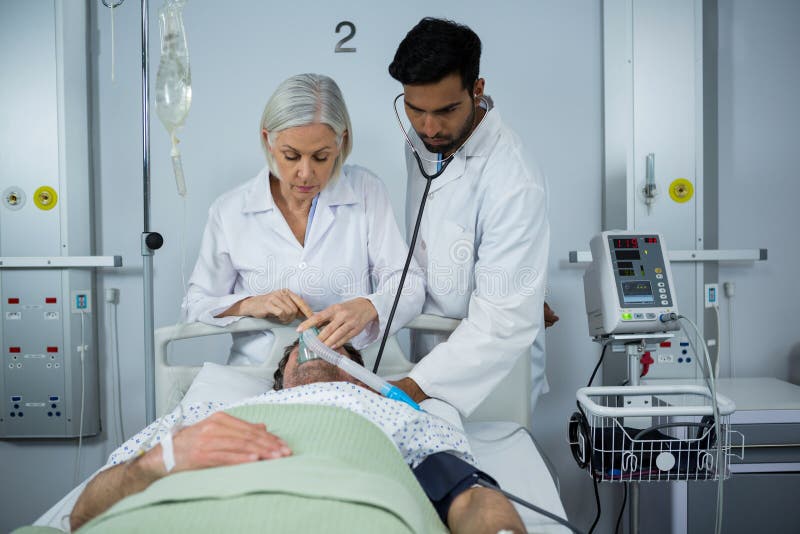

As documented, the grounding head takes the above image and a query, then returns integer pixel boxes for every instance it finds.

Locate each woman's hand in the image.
[297,297,378,349]
[220,289,313,324]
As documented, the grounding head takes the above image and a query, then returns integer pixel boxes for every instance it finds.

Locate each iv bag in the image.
[155,0,191,196]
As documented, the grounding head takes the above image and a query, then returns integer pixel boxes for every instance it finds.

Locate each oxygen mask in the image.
[297,327,321,365]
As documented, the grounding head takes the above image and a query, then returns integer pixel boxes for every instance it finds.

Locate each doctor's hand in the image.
[297,297,378,349]
[226,289,313,324]
[390,377,430,404]
[141,412,292,477]
[544,302,560,328]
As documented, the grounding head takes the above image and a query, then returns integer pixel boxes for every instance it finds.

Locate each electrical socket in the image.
[704,283,719,308]
[71,290,92,313]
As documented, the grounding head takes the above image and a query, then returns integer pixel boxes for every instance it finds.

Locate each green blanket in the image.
[76,403,447,533]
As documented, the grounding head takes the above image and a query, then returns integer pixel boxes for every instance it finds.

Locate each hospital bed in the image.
[34,315,568,532]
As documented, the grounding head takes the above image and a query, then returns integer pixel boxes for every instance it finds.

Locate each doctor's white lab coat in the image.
[404,104,550,417]
[184,164,424,365]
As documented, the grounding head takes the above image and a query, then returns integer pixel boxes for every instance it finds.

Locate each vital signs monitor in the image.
[583,231,680,337]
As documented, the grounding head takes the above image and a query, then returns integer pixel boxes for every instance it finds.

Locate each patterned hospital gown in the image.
[107,382,475,469]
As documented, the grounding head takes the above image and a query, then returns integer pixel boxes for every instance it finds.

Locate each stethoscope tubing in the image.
[374,93,486,372]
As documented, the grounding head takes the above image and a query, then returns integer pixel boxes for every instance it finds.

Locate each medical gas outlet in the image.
[33,186,58,210]
[3,187,26,210]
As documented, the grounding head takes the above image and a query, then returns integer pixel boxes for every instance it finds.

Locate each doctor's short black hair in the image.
[389,17,482,90]
[272,339,364,391]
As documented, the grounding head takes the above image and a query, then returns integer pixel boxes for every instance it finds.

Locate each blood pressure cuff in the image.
[412,452,498,525]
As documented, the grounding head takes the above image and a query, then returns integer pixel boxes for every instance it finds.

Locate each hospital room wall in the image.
[716,0,800,384]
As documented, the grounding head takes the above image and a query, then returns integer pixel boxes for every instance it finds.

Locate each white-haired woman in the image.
[184,73,424,365]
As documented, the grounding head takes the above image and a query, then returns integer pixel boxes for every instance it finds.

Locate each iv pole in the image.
[140,0,163,424]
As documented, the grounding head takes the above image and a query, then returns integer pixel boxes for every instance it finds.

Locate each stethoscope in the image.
[372,92,487,373]
[391,93,458,180]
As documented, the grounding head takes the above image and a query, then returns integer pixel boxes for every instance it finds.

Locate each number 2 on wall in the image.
[335,21,356,53]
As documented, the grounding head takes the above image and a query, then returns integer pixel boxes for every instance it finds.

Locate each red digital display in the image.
[613,238,638,249]
[644,237,658,244]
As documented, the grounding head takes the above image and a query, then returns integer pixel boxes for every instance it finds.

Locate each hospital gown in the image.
[108,382,475,469]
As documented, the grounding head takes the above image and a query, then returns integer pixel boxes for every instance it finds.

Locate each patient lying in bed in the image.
[69,341,525,533]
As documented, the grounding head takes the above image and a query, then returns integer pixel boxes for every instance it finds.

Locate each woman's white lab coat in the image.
[404,105,550,416]
[184,164,424,365]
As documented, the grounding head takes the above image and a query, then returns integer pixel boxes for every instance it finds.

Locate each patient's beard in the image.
[290,360,350,387]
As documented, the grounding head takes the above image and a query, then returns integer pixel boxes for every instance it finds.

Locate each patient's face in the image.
[282,346,356,388]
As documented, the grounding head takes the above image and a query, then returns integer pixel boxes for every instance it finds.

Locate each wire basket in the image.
[569,385,744,483]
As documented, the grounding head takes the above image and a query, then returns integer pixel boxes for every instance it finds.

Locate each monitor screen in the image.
[621,280,654,304]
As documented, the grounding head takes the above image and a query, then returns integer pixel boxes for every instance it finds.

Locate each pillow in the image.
[180,362,274,408]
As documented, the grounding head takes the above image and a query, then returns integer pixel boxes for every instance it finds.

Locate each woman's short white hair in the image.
[260,73,353,181]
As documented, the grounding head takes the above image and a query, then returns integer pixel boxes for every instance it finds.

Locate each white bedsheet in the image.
[467,422,569,533]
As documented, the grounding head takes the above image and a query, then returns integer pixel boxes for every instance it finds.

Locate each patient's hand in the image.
[165,412,292,473]
[70,413,291,531]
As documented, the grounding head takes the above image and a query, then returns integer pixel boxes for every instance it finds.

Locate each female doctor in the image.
[183,73,424,365]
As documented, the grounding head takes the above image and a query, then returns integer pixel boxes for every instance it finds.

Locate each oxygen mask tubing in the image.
[300,329,420,411]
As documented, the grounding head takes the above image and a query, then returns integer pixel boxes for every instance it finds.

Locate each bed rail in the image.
[154,314,531,428]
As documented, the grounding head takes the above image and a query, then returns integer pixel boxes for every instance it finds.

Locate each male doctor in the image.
[389,18,552,417]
